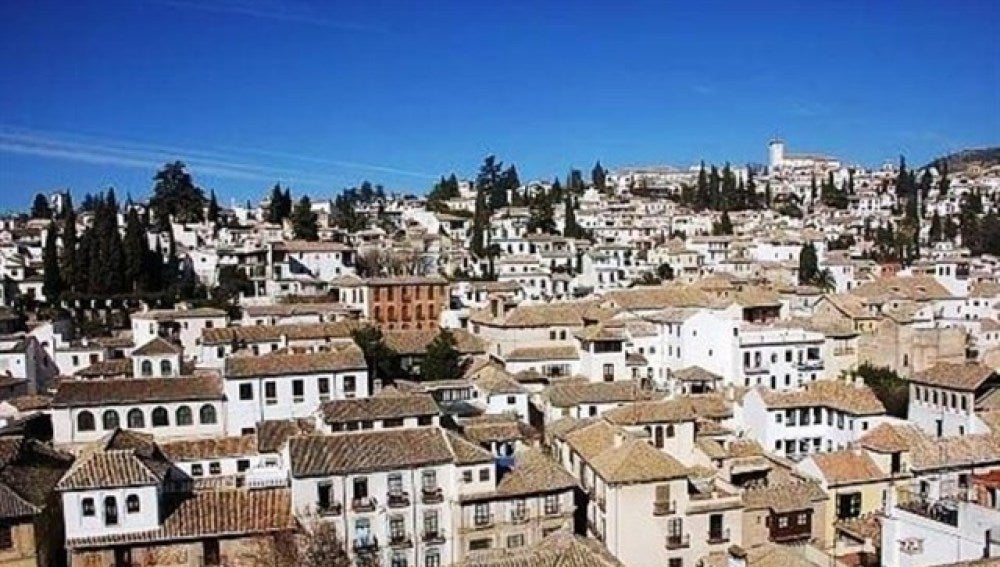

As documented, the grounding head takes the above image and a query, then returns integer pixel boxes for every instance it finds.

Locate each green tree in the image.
[712,211,734,235]
[798,242,819,285]
[215,265,254,303]
[982,213,1000,256]
[928,211,942,243]
[527,190,556,234]
[351,325,399,381]
[123,208,147,292]
[656,263,674,281]
[592,161,607,192]
[943,215,959,241]
[60,195,78,292]
[291,196,319,241]
[207,189,220,224]
[477,155,506,211]
[851,363,907,418]
[31,193,52,219]
[42,221,61,304]
[470,183,488,257]
[563,195,583,239]
[149,161,205,229]
[421,329,462,381]
[764,182,772,208]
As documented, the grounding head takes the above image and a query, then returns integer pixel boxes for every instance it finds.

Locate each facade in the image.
[367,276,450,331]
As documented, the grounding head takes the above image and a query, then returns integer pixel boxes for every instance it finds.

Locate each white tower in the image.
[768,138,785,170]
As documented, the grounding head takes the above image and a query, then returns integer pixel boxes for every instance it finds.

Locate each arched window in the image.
[151,407,169,427]
[200,404,217,424]
[104,496,118,526]
[175,406,193,426]
[140,360,153,376]
[77,411,95,432]
[102,410,119,431]
[127,409,145,429]
[160,360,173,376]
[126,494,140,513]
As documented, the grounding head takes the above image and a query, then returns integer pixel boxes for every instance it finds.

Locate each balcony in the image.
[422,531,445,545]
[387,491,411,508]
[798,360,824,371]
[707,528,731,544]
[510,510,530,524]
[744,365,769,375]
[352,497,377,513]
[896,490,959,527]
[421,486,444,504]
[317,501,343,517]
[652,500,676,516]
[352,537,379,554]
[665,534,690,549]
[472,514,494,529]
[388,533,412,549]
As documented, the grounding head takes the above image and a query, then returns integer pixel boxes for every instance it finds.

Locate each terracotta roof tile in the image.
[52,375,224,407]
[320,391,439,424]
[757,380,885,415]
[132,337,183,356]
[910,362,995,391]
[806,450,887,485]
[225,345,366,378]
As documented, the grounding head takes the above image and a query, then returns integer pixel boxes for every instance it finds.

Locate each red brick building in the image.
[366,276,450,330]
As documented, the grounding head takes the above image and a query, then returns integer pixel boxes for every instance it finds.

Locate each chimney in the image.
[726,545,747,567]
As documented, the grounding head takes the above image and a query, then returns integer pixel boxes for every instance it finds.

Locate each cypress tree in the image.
[42,221,61,304]
[592,161,606,193]
[421,329,462,381]
[928,211,942,243]
[292,196,319,241]
[207,189,220,224]
[31,193,52,219]
[564,195,579,239]
[798,243,819,285]
[61,195,78,293]
[123,209,147,292]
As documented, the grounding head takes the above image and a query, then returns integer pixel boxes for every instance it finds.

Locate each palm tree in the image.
[815,268,836,292]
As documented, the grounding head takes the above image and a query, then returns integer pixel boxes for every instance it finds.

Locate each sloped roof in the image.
[52,375,224,407]
[910,362,995,391]
[132,337,183,356]
[225,345,366,378]
[319,391,439,424]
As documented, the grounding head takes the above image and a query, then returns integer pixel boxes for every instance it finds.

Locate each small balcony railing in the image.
[317,501,343,516]
[707,528,731,544]
[352,497,377,513]
[387,491,411,508]
[421,486,443,504]
[473,514,494,529]
[388,533,412,548]
[665,534,690,549]
[422,531,445,544]
[652,500,676,516]
[744,365,769,375]
[798,360,824,371]
[352,537,379,553]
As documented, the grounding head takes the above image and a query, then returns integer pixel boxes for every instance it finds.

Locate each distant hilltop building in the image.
[768,138,841,173]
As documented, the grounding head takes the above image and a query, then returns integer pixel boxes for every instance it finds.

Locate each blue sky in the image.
[1,0,997,211]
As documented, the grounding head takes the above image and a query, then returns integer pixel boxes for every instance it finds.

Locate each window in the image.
[798,513,808,525]
[479,468,490,482]
[462,470,473,483]
[104,496,118,526]
[544,494,560,515]
[237,459,250,472]
[469,539,491,551]
[603,364,614,381]
[666,424,675,438]
[209,462,221,475]
[353,477,369,499]
[318,377,330,401]
[290,379,305,403]
[77,411,95,432]
[669,560,683,567]
[474,503,491,526]
[264,381,277,405]
[388,473,403,496]
[0,525,10,550]
[836,492,862,519]
[160,359,173,375]
[239,383,253,400]
[151,407,169,427]
[204,540,220,567]
[425,552,440,567]
[778,516,789,528]
[507,534,524,548]
[200,404,217,424]
[81,497,95,517]
[141,360,153,376]
[389,515,405,541]
[102,410,119,430]
[344,375,356,394]
[192,464,203,476]
[127,409,144,428]
[126,495,140,513]
[176,406,193,426]
[417,416,433,426]
[383,418,404,428]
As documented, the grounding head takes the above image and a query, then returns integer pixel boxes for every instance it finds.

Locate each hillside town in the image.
[2,139,1000,567]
